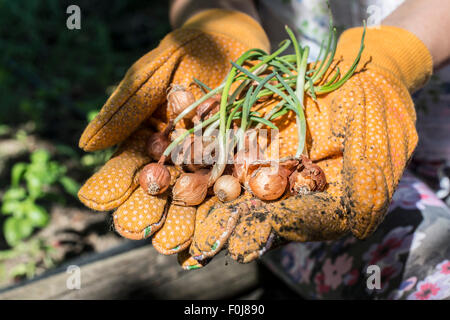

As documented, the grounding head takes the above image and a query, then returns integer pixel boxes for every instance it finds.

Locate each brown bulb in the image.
[146,121,173,162]
[289,170,315,195]
[195,95,220,121]
[213,175,241,202]
[167,85,196,120]
[146,132,170,161]
[174,136,209,172]
[248,166,290,201]
[172,170,210,206]
[289,156,327,195]
[232,143,264,184]
[139,163,171,195]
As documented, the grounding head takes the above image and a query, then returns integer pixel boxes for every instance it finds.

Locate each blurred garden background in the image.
[0,0,171,288]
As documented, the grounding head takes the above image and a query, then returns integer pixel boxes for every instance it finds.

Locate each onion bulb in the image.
[289,170,315,195]
[146,122,173,162]
[139,163,171,195]
[233,146,264,184]
[248,165,291,201]
[175,136,208,172]
[194,95,220,122]
[167,84,196,120]
[289,156,327,195]
[172,170,210,206]
[213,175,241,202]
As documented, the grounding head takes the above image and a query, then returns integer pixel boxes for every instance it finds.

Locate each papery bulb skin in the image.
[172,170,210,206]
[213,175,241,202]
[139,163,171,195]
[146,132,170,161]
[167,85,196,120]
[248,166,288,201]
[289,155,327,195]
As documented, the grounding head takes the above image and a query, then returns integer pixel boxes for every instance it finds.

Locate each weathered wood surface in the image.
[0,241,258,300]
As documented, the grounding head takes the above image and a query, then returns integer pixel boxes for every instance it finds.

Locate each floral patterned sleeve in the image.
[263,170,450,299]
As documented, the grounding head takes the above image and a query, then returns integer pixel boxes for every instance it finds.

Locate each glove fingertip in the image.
[178,249,210,270]
[152,237,192,255]
[113,209,166,240]
[152,205,196,254]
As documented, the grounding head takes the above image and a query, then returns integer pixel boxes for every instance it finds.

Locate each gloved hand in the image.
[189,25,433,263]
[77,9,269,257]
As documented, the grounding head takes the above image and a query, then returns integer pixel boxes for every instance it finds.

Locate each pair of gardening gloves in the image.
[78,9,432,269]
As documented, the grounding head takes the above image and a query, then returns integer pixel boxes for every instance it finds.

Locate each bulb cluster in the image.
[137,17,366,207]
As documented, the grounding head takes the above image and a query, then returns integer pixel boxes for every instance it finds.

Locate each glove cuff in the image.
[182,8,270,53]
[337,26,433,93]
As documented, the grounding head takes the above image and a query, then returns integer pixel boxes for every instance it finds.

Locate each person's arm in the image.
[169,0,260,28]
[382,0,450,70]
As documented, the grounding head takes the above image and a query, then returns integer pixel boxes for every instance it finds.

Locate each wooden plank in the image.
[0,243,258,300]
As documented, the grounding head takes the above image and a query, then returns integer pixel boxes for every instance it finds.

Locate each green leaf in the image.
[1,200,24,216]
[307,76,317,101]
[230,61,296,107]
[59,176,80,197]
[24,202,49,227]
[30,149,50,164]
[315,22,366,94]
[193,78,212,93]
[25,174,43,199]
[3,217,33,246]
[240,85,254,131]
[11,162,27,187]
[274,72,301,106]
[25,162,46,179]
[249,72,276,107]
[269,60,293,77]
[2,187,26,202]
[249,116,278,130]
[270,108,290,120]
[46,161,66,183]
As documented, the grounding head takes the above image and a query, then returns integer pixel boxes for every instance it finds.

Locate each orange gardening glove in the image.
[77,9,269,261]
[188,25,433,264]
